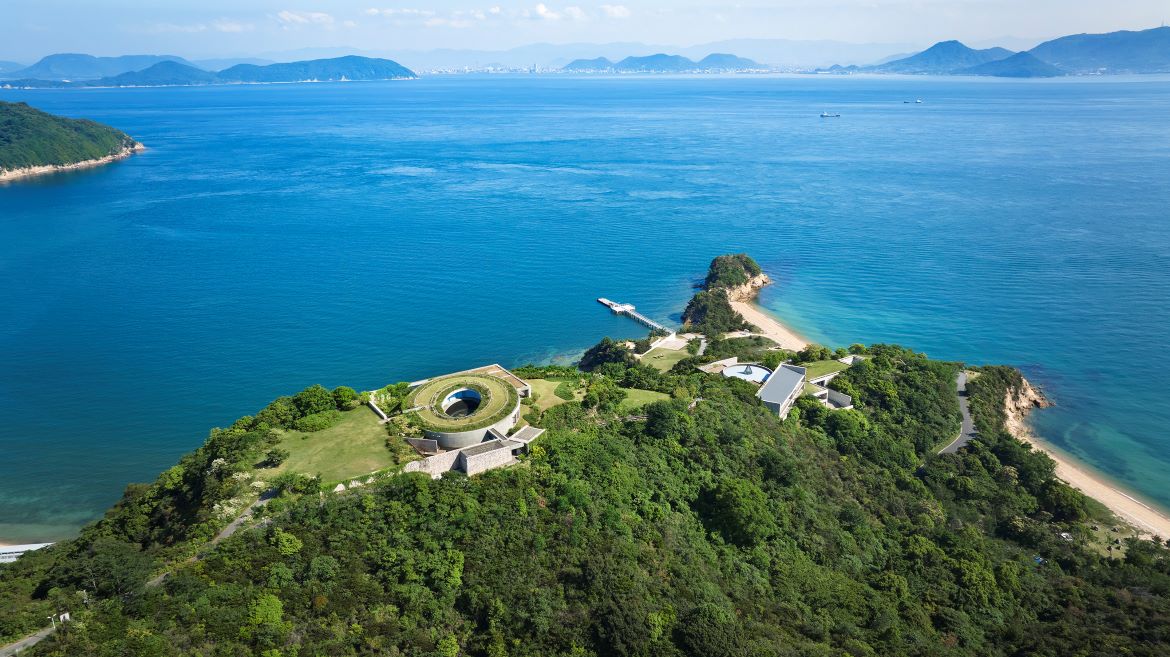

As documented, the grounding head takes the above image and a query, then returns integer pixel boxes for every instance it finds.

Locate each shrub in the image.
[332,386,360,410]
[294,409,341,432]
[554,380,577,400]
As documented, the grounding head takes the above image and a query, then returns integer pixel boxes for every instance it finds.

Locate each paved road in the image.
[0,627,53,656]
[939,371,977,455]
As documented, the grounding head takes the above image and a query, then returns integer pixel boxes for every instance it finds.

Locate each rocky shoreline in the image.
[0,142,144,183]
[1004,377,1170,538]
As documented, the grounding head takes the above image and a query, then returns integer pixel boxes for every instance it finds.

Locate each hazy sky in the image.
[2,0,1166,60]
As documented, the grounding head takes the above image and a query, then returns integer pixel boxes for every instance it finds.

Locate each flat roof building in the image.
[756,364,806,419]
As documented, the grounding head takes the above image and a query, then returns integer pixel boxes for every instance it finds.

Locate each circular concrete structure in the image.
[722,363,772,384]
[407,374,520,449]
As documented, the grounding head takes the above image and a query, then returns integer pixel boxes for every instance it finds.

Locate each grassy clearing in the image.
[641,347,691,372]
[619,387,670,412]
[801,359,850,380]
[271,406,406,484]
[529,378,583,412]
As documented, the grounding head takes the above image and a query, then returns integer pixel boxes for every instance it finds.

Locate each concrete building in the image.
[403,426,545,479]
[757,364,807,419]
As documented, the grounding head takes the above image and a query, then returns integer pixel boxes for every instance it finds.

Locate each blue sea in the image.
[2,75,1169,543]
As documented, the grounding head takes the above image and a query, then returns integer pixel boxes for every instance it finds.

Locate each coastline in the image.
[730,300,810,351]
[722,273,810,351]
[1006,380,1170,539]
[0,142,144,183]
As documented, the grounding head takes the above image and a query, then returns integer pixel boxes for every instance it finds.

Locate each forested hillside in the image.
[0,101,138,172]
[3,341,1168,656]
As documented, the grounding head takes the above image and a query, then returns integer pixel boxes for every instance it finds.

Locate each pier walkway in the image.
[597,298,669,333]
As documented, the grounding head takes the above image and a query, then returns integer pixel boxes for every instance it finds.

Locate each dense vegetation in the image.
[0,101,137,172]
[680,254,763,335]
[3,342,1169,656]
[681,289,750,334]
[702,253,763,290]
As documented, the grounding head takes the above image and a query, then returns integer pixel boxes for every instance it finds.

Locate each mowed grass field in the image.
[619,387,670,412]
[529,378,582,411]
[272,406,405,483]
[641,347,691,372]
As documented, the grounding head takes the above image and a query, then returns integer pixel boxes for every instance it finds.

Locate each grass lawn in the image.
[529,378,582,412]
[619,387,670,412]
[641,347,691,372]
[801,359,850,380]
[271,406,407,484]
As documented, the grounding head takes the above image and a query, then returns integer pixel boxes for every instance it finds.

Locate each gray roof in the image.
[756,365,805,404]
[461,438,521,457]
[510,426,546,444]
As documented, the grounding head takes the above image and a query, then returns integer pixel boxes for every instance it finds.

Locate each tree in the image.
[582,377,627,413]
[262,448,289,468]
[55,538,155,600]
[332,386,360,410]
[677,603,747,657]
[579,337,636,372]
[292,384,335,417]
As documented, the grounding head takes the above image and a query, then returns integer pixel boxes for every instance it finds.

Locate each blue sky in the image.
[3,1,1166,60]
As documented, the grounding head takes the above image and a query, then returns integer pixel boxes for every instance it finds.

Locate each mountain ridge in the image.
[1,56,416,89]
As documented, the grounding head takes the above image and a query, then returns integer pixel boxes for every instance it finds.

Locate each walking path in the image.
[938,371,977,455]
[0,627,53,656]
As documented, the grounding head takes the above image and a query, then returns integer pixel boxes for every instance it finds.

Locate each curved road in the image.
[939,371,977,455]
[0,627,53,657]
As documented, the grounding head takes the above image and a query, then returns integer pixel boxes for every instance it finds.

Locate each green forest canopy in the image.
[0,101,137,171]
[2,342,1169,656]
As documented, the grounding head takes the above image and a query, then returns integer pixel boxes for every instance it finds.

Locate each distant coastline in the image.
[0,142,144,183]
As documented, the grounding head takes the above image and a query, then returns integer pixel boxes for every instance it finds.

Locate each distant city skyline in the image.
[3,1,1167,61]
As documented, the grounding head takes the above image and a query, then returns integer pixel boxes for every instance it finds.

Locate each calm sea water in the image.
[2,75,1169,543]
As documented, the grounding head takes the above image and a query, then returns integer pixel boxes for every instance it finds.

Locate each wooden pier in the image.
[597,298,669,333]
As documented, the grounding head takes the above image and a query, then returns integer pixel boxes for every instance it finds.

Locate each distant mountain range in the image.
[821,26,1170,77]
[867,41,1015,74]
[2,54,193,80]
[1,56,416,89]
[561,53,762,73]
[1029,27,1170,74]
[956,52,1064,78]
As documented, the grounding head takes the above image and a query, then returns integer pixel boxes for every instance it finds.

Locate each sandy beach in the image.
[1005,392,1170,539]
[730,300,810,351]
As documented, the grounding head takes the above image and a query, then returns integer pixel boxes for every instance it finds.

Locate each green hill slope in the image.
[0,101,139,173]
[3,338,1169,655]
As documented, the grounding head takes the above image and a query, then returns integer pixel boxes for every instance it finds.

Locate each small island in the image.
[0,101,143,182]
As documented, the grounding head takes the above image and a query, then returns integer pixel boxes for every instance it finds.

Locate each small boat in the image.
[820,111,841,118]
[915,99,923,103]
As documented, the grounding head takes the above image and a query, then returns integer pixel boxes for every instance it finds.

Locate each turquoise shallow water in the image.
[2,75,1169,543]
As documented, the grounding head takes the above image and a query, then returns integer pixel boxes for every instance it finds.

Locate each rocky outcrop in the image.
[723,273,772,302]
[1003,376,1051,440]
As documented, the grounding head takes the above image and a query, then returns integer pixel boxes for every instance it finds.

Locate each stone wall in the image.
[461,447,517,476]
[403,450,462,479]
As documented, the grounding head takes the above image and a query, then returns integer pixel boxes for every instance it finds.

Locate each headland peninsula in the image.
[3,253,1170,656]
[0,101,143,182]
